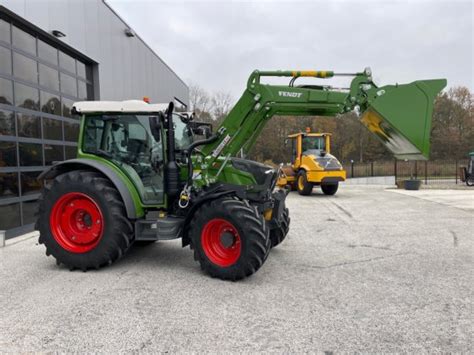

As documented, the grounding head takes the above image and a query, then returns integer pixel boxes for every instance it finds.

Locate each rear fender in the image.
[38,159,142,219]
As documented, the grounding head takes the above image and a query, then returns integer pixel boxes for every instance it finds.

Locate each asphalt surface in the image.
[0,185,473,352]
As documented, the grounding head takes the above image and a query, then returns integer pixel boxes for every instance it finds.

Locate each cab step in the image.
[135,215,184,241]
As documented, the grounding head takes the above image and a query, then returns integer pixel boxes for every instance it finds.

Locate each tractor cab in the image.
[76,101,196,205]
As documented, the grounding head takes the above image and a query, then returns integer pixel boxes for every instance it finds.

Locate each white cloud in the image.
[108,0,473,98]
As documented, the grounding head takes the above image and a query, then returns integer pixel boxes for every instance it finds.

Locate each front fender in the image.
[38,159,143,219]
[300,155,320,172]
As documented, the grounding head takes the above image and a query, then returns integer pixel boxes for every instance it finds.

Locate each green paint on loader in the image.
[37,68,446,281]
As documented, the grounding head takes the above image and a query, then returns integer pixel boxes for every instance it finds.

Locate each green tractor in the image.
[37,68,446,280]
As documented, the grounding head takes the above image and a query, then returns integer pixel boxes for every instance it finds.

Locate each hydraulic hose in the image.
[185,134,220,186]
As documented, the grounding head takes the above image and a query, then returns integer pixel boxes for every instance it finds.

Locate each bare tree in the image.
[189,84,213,121]
[211,91,233,124]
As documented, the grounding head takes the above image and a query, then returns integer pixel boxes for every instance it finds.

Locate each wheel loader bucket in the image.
[360,79,447,160]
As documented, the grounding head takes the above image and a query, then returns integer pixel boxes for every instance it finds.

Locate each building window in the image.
[14,82,40,110]
[19,142,43,166]
[59,51,76,74]
[78,80,87,101]
[65,146,77,159]
[0,141,17,166]
[64,121,79,142]
[0,45,12,75]
[20,171,42,196]
[38,40,58,65]
[39,63,59,91]
[61,97,74,117]
[43,117,62,140]
[12,25,36,55]
[44,144,64,165]
[17,113,41,138]
[40,91,61,115]
[0,19,11,43]
[60,72,77,97]
[0,13,95,232]
[0,77,13,105]
[77,61,86,79]
[0,108,15,136]
[13,52,38,83]
[0,172,19,199]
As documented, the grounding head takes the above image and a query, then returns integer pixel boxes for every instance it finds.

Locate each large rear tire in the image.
[269,207,290,248]
[296,170,313,195]
[189,197,270,281]
[321,182,339,195]
[36,170,133,271]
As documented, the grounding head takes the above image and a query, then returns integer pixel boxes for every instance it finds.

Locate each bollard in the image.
[455,160,458,185]
[0,230,5,248]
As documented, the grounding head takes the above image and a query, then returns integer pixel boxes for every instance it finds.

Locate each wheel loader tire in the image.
[321,182,339,195]
[269,207,290,248]
[36,170,133,271]
[189,197,271,281]
[296,170,313,195]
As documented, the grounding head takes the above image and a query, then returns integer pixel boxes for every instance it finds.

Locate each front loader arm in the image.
[199,69,446,163]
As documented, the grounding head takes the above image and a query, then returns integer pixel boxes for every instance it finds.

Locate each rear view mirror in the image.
[149,115,161,142]
[190,122,213,139]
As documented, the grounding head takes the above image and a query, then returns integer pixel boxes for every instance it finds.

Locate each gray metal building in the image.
[0,0,189,236]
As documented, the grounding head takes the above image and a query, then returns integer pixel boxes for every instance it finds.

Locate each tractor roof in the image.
[73,100,169,114]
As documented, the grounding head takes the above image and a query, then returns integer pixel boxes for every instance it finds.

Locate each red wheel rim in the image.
[50,192,104,253]
[201,218,241,267]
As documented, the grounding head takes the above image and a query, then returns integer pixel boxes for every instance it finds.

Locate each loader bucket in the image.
[360,79,446,160]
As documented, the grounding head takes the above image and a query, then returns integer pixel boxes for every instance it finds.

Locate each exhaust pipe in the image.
[165,102,180,200]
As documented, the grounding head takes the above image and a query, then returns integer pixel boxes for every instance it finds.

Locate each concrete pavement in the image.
[0,185,472,352]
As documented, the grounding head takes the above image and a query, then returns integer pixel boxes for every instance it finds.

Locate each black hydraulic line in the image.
[184,133,220,186]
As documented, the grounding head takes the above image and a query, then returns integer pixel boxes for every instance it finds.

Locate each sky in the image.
[108,0,473,99]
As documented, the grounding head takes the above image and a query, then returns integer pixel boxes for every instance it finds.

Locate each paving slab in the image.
[0,186,472,352]
[389,188,474,211]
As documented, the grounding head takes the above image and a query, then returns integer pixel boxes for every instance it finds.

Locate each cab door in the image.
[292,135,302,169]
[83,114,165,205]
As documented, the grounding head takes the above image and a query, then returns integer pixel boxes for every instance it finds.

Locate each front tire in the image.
[467,176,474,186]
[297,170,313,195]
[321,182,339,195]
[269,207,290,248]
[37,170,133,271]
[189,198,270,281]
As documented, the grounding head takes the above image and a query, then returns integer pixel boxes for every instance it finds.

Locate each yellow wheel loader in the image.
[278,129,346,195]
